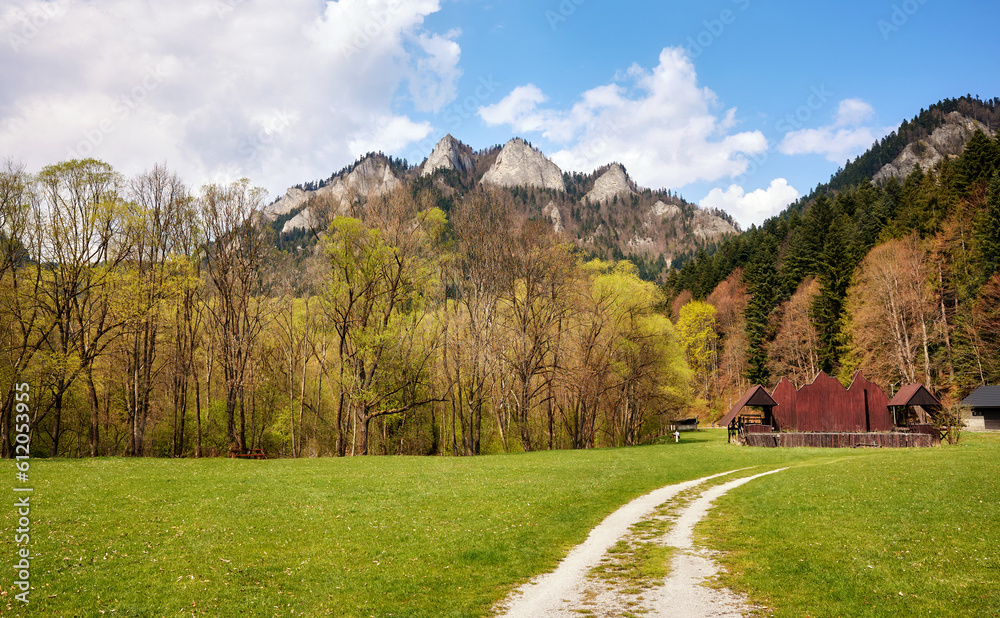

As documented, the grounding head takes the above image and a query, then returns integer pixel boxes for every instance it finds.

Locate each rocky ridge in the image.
[542,201,564,234]
[874,112,994,183]
[267,135,740,271]
[264,156,400,233]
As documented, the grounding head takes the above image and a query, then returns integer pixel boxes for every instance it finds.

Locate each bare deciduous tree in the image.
[201,179,273,453]
[33,159,132,457]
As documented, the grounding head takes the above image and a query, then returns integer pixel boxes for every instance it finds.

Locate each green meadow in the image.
[3,430,998,617]
[701,432,1000,617]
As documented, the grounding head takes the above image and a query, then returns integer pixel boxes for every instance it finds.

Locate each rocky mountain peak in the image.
[480,138,566,192]
[422,134,473,177]
[263,153,400,233]
[585,163,635,203]
[873,112,995,183]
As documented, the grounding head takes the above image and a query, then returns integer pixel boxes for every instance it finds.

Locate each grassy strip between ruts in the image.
[698,432,1000,618]
[585,467,761,597]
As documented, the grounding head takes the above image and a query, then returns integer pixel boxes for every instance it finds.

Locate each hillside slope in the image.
[666,94,1000,413]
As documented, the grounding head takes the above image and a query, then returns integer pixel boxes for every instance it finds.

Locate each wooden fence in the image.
[744,431,934,448]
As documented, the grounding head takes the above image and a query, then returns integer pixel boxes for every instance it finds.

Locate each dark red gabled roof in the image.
[887,384,941,407]
[718,385,777,427]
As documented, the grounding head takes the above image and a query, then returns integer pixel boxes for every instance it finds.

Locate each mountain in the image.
[585,163,635,204]
[663,94,1000,417]
[267,136,738,276]
[670,95,1000,295]
[824,96,1000,192]
[421,134,474,177]
[872,111,994,183]
[264,154,401,234]
[480,138,566,192]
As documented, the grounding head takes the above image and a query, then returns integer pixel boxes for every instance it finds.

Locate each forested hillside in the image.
[666,96,1000,416]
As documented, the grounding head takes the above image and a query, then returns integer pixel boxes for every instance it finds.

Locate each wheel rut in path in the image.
[495,467,787,617]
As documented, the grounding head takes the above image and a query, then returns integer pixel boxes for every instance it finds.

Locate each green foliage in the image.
[676,301,718,398]
[812,214,854,373]
[666,97,1000,401]
[975,173,1000,282]
[743,236,780,385]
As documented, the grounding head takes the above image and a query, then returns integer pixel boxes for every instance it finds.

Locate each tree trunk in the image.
[88,372,100,457]
[194,365,202,458]
[51,390,63,458]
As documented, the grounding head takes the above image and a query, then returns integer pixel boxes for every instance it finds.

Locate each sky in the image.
[1,0,997,229]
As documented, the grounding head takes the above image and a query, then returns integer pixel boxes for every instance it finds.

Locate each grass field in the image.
[3,430,998,616]
[700,432,1000,617]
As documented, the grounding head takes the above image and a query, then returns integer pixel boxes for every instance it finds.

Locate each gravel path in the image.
[494,468,786,617]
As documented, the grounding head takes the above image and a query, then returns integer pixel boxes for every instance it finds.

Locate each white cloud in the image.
[0,0,459,195]
[477,47,767,189]
[699,178,800,229]
[408,29,463,113]
[477,84,549,131]
[834,98,875,127]
[779,98,891,164]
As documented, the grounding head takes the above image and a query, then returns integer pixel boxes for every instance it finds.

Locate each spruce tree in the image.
[976,173,1000,283]
[812,214,853,373]
[743,236,779,385]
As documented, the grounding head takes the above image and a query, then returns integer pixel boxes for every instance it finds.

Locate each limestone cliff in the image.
[422,134,474,177]
[480,138,566,192]
[874,112,994,183]
[264,155,400,234]
[585,164,635,204]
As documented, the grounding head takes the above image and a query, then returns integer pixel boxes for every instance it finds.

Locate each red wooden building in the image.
[720,371,942,448]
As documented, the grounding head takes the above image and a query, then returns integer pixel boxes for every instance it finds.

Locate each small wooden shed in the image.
[960,386,1000,431]
[887,384,943,425]
[668,418,700,432]
[718,385,778,442]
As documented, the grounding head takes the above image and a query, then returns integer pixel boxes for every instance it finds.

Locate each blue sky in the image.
[1,0,997,227]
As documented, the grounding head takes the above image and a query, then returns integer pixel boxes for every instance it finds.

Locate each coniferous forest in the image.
[666,98,1000,416]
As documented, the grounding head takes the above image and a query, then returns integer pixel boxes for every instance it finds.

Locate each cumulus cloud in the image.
[833,98,876,127]
[779,98,891,164]
[699,178,800,229]
[0,0,460,195]
[477,47,767,189]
